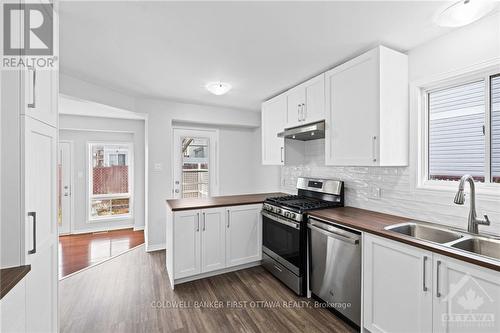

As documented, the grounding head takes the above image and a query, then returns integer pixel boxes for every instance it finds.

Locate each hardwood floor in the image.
[59,246,356,333]
[58,228,144,278]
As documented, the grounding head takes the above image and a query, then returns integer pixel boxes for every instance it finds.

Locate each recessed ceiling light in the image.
[205,81,232,96]
[435,0,497,27]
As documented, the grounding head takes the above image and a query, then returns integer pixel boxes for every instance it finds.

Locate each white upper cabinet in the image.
[286,73,325,128]
[261,93,286,165]
[325,46,408,166]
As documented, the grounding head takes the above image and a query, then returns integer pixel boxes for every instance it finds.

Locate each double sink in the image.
[385,221,500,261]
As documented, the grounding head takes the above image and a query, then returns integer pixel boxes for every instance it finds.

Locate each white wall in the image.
[59,114,146,234]
[136,99,280,249]
[281,13,500,236]
[59,74,280,250]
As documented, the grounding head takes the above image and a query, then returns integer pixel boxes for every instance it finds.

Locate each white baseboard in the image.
[133,225,145,231]
[172,261,261,287]
[146,243,166,252]
[65,224,135,235]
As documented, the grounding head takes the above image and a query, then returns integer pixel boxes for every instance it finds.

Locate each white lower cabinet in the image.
[171,204,261,284]
[363,234,433,333]
[225,204,262,267]
[433,255,500,333]
[0,278,27,332]
[173,210,201,279]
[364,234,500,333]
[201,208,226,273]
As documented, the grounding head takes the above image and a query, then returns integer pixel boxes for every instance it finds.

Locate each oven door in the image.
[262,210,301,275]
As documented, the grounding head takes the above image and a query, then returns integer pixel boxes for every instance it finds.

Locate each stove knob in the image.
[276,208,282,214]
[290,213,296,219]
[284,212,290,218]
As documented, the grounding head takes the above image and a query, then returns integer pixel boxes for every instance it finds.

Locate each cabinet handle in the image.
[297,104,301,122]
[302,103,306,121]
[227,210,230,228]
[196,212,200,232]
[28,212,36,254]
[372,136,377,162]
[27,66,36,108]
[280,147,284,163]
[422,256,428,292]
[436,260,442,298]
[203,212,206,231]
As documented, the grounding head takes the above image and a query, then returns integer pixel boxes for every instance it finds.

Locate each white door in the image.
[433,255,500,333]
[58,141,72,235]
[173,210,201,279]
[325,48,380,166]
[303,73,325,124]
[363,234,433,333]
[172,128,219,199]
[261,94,286,165]
[201,207,226,273]
[286,86,305,128]
[226,204,262,267]
[23,116,58,333]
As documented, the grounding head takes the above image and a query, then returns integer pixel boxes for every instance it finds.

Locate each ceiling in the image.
[59,1,454,111]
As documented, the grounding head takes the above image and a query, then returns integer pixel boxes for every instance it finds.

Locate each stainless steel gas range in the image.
[261,177,344,296]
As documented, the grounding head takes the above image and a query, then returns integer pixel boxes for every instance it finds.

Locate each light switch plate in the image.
[154,163,163,171]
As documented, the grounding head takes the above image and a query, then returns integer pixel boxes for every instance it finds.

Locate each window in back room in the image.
[426,73,500,184]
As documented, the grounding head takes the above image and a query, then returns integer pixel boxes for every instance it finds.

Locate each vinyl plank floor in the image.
[59,246,356,333]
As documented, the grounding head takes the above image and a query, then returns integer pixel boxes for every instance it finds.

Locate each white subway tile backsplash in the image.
[282,140,500,236]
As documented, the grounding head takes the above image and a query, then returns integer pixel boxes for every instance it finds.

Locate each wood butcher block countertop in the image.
[166,192,286,211]
[0,265,31,299]
[308,207,500,272]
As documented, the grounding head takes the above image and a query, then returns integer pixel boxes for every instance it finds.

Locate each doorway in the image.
[172,127,219,199]
[58,141,73,235]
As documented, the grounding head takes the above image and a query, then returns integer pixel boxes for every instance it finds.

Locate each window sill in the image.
[87,215,133,223]
[416,181,500,202]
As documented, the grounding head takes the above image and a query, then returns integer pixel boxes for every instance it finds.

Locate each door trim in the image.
[58,140,74,235]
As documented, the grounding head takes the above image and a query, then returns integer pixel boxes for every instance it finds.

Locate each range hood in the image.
[278,121,325,141]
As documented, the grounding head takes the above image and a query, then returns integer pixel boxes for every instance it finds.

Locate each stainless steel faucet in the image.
[453,174,490,234]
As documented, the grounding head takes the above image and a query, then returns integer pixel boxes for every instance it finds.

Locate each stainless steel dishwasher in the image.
[308,217,361,327]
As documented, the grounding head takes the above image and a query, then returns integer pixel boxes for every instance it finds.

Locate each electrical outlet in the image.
[154,163,163,171]
[370,186,381,200]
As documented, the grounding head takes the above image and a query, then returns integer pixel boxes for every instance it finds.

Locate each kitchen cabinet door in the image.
[261,94,286,165]
[173,210,201,279]
[23,116,58,333]
[325,48,380,166]
[22,68,58,127]
[363,234,433,333]
[201,207,226,273]
[303,73,325,124]
[286,85,305,128]
[325,46,408,166]
[226,204,262,267]
[433,255,500,333]
[0,278,26,332]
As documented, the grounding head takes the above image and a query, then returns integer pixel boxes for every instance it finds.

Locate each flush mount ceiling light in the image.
[435,0,497,27]
[205,81,232,96]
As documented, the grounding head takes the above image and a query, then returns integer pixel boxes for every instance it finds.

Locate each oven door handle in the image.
[261,210,300,230]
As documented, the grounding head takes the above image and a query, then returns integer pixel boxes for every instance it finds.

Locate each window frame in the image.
[87,142,134,222]
[417,67,500,196]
